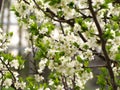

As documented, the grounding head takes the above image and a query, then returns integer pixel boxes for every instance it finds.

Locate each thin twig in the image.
[59,22,66,36]
[0,58,16,82]
[78,31,87,42]
[62,75,68,90]
[29,36,38,74]
[23,0,30,5]
[72,73,76,90]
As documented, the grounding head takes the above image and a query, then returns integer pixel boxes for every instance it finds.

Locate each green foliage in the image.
[57,10,64,17]
[5,32,13,38]
[77,56,83,63]
[74,86,80,90]
[2,87,15,90]
[9,0,120,90]
[30,15,37,21]
[49,73,60,85]
[29,23,38,35]
[44,0,61,5]
[100,4,108,9]
[35,39,50,60]
[1,53,14,62]
[16,56,25,69]
[113,22,119,30]
[83,44,89,50]
[106,45,112,53]
[105,0,113,4]
[54,51,65,64]
[118,46,120,52]
[67,2,75,9]
[73,42,79,48]
[75,17,83,25]
[81,22,88,32]
[115,53,120,61]
[75,18,88,32]
[97,68,108,89]
[111,15,119,22]
[26,76,39,90]
[102,29,114,40]
[4,72,12,79]
[40,22,55,35]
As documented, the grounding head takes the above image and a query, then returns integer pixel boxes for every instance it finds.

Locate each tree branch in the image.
[59,22,66,36]
[87,0,117,89]
[0,58,16,82]
[78,31,87,42]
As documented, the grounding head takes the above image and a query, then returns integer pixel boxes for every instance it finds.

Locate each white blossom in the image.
[24,47,32,54]
[3,78,12,88]
[15,81,26,90]
[34,74,44,82]
[10,59,19,69]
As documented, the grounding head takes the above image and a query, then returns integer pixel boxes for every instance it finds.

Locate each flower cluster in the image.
[0,28,26,89]
[11,0,120,90]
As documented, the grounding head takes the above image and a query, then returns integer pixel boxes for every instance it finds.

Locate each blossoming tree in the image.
[1,0,120,90]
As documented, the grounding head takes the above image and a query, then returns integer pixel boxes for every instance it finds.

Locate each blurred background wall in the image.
[0,0,28,56]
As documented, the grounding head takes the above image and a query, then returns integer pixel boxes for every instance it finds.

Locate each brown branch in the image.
[29,36,38,74]
[74,6,92,19]
[22,0,30,5]
[72,74,76,90]
[62,75,68,90]
[88,0,117,89]
[59,22,66,36]
[78,31,87,42]
[32,0,75,26]
[0,58,16,82]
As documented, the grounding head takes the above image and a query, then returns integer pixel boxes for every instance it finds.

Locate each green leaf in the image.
[115,53,120,61]
[22,18,28,24]
[46,23,55,34]
[29,23,38,35]
[102,29,114,40]
[67,2,74,9]
[9,32,13,37]
[115,31,120,36]
[83,44,89,50]
[118,46,120,53]
[16,56,25,68]
[106,45,112,52]
[54,52,61,64]
[44,0,61,5]
[100,3,108,9]
[112,15,119,21]
[105,0,113,4]
[22,5,26,10]
[81,22,88,32]
[73,42,79,48]
[97,68,108,88]
[75,17,83,25]
[2,87,15,90]
[26,76,35,86]
[113,22,119,30]
[15,11,20,17]
[57,10,64,17]
[1,53,14,62]
[74,86,80,90]
[30,15,37,20]
[41,22,55,35]
[77,56,83,63]
[5,72,12,78]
